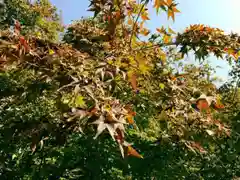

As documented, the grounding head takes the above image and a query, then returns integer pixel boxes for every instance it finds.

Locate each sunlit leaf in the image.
[49,49,55,55]
[168,27,176,34]
[156,26,166,34]
[141,13,150,21]
[75,95,87,108]
[206,129,215,136]
[167,4,180,21]
[159,83,165,89]
[163,34,171,43]
[127,146,143,158]
[154,0,167,14]
[140,28,150,36]
[127,18,133,25]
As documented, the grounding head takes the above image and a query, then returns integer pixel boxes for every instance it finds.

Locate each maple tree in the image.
[0,0,240,179]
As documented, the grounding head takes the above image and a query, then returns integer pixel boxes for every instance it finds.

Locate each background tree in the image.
[0,0,63,41]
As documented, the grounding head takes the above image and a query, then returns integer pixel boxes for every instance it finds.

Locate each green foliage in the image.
[0,0,63,41]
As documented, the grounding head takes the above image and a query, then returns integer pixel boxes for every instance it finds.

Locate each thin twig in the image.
[57,81,80,92]
[129,2,146,48]
[133,42,176,51]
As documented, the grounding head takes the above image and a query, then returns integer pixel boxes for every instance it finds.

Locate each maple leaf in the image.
[49,49,55,55]
[36,32,42,38]
[127,145,143,158]
[167,4,180,21]
[168,27,176,34]
[140,28,150,36]
[166,0,172,6]
[197,24,204,31]
[75,95,87,108]
[167,9,174,21]
[191,94,215,112]
[91,115,115,140]
[126,114,135,124]
[127,18,133,25]
[141,12,150,21]
[156,26,166,34]
[154,0,167,13]
[163,34,171,43]
[128,71,138,92]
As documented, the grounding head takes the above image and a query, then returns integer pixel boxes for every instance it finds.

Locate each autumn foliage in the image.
[0,0,240,179]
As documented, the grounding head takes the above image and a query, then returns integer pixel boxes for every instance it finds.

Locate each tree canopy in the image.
[0,0,63,41]
[0,0,240,179]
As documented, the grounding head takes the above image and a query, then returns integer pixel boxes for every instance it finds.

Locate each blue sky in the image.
[50,0,240,85]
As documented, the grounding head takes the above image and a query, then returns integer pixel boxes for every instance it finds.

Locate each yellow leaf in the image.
[104,104,111,111]
[139,63,150,75]
[49,49,55,55]
[158,49,167,64]
[129,56,137,66]
[168,27,176,34]
[227,49,234,55]
[131,35,139,48]
[136,53,150,74]
[75,95,87,108]
[159,83,165,89]
[107,59,113,65]
[36,32,41,38]
[127,70,134,80]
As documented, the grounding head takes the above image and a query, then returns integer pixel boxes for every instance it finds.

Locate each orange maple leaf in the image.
[127,18,133,25]
[197,24,204,31]
[156,26,166,34]
[141,13,150,21]
[140,28,150,36]
[166,0,172,6]
[115,11,121,19]
[163,34,171,43]
[127,146,143,158]
[154,0,167,10]
[167,6,180,21]
[127,115,135,124]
